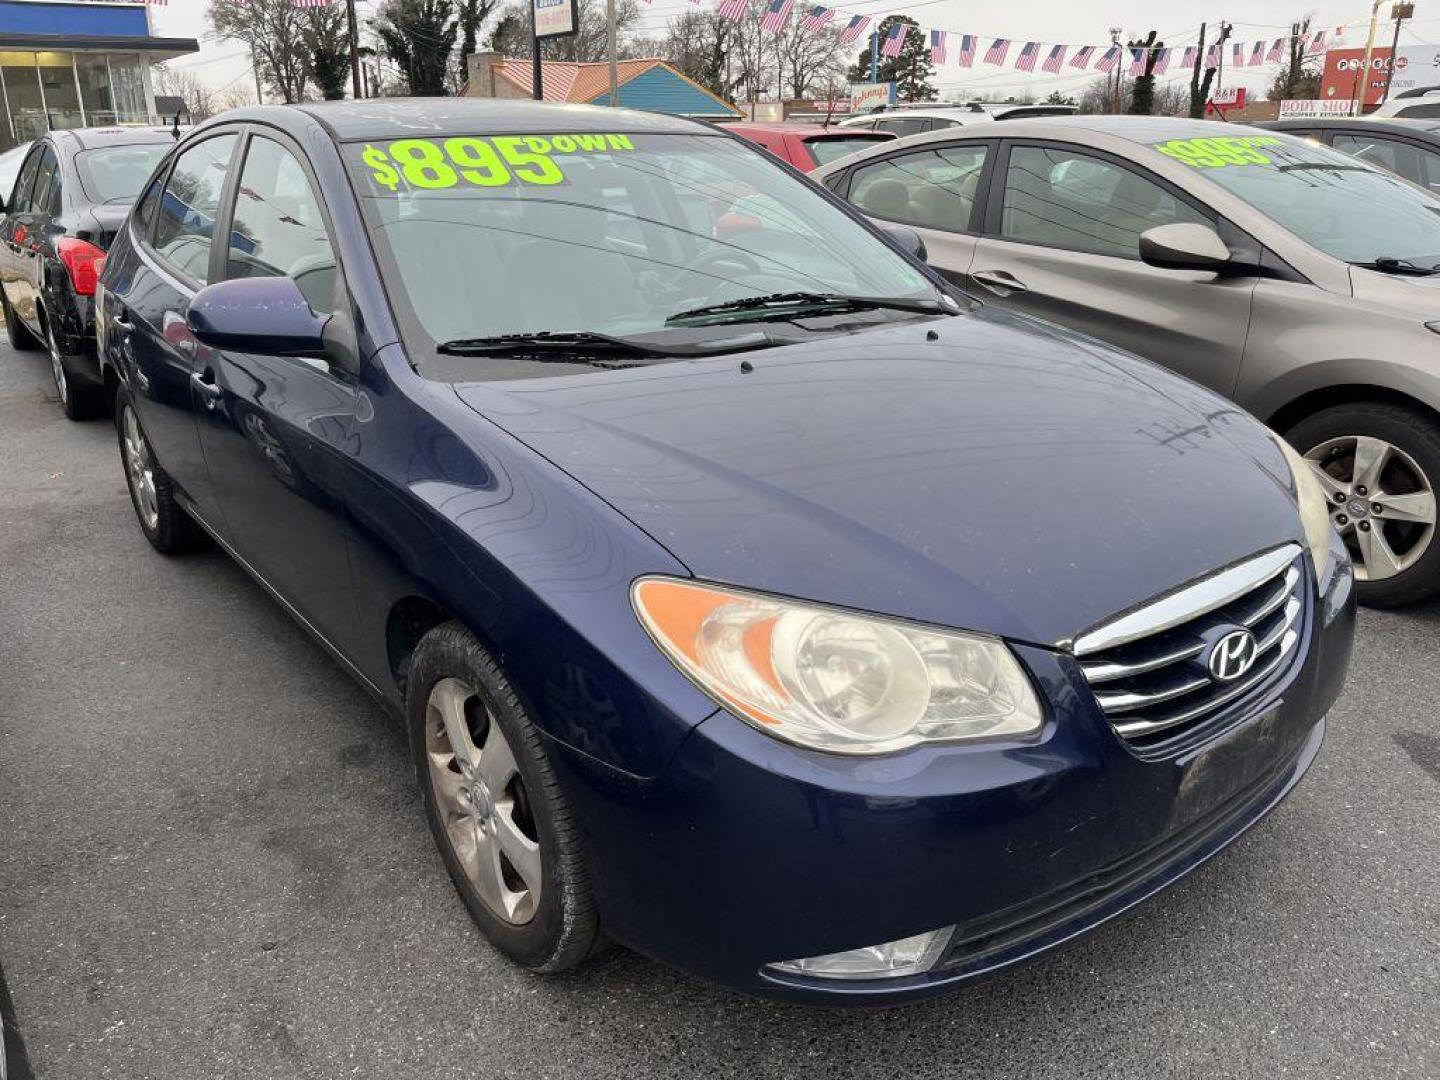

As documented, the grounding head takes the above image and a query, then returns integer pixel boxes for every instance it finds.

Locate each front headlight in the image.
[631,577,1044,755]
[1273,434,1338,580]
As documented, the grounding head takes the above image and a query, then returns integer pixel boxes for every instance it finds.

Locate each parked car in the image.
[1370,86,1440,119]
[839,103,1078,136]
[1265,117,1440,193]
[722,122,895,171]
[97,99,1352,1005]
[816,115,1440,606]
[0,140,32,210]
[0,127,174,419]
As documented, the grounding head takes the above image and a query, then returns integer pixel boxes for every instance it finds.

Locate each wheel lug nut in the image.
[1357,485,1368,496]
[1333,492,1347,504]
[1372,503,1384,514]
[1359,521,1372,532]
[1337,514,1349,526]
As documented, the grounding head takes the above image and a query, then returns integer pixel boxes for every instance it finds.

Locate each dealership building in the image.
[0,0,197,149]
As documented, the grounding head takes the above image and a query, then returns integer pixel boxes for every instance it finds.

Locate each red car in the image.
[723,122,896,172]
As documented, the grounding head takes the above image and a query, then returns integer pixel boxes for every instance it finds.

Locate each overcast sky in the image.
[149,0,1440,100]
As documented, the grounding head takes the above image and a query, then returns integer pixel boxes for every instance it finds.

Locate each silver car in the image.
[814,115,1440,606]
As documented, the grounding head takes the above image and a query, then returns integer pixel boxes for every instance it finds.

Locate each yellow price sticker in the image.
[1153,136,1283,168]
[360,133,636,193]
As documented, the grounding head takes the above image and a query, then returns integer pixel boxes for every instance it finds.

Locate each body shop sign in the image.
[534,0,576,39]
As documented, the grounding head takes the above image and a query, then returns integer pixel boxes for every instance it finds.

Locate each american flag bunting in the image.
[1094,45,1121,73]
[956,33,976,67]
[880,22,909,58]
[1265,37,1285,63]
[837,14,869,45]
[1249,41,1265,65]
[983,37,1010,66]
[1014,41,1039,72]
[1307,30,1326,54]
[1069,45,1095,69]
[759,0,792,35]
[1041,44,1065,74]
[929,29,947,64]
[798,5,832,32]
[1151,48,1171,75]
[1231,41,1244,67]
[1128,47,1147,76]
[716,0,747,22]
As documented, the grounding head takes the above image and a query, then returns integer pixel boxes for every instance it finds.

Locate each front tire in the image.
[407,622,599,972]
[115,390,207,554]
[1287,402,1440,607]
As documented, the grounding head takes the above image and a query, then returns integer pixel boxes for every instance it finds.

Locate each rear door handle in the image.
[112,314,134,333]
[190,369,223,407]
[970,270,1028,296]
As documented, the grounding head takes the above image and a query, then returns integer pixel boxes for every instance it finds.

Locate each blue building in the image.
[466,54,739,120]
[0,0,197,148]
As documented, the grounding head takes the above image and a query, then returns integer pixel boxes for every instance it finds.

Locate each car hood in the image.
[452,312,1302,647]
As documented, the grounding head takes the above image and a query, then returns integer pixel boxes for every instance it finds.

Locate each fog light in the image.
[767,927,954,981]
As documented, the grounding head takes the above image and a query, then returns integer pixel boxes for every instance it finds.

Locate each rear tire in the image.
[115,389,208,554]
[2,292,38,351]
[407,622,599,972]
[45,317,102,421]
[1287,402,1440,608]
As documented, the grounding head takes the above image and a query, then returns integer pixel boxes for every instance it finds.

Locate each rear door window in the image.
[9,145,41,211]
[28,147,58,216]
[152,133,238,285]
[874,117,929,137]
[849,143,989,232]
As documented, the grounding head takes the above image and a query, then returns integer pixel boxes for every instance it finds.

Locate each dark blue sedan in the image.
[95,99,1355,1004]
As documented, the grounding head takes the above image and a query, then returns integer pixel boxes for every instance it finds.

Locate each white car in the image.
[839,103,1077,137]
[1371,88,1440,119]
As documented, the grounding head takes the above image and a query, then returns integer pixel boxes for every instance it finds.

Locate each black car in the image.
[1266,117,1440,194]
[0,127,175,419]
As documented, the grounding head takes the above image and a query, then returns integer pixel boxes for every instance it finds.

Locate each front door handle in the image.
[190,369,223,408]
[970,270,1029,296]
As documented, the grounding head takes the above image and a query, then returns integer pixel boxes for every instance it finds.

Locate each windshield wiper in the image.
[1349,256,1440,276]
[665,291,951,326]
[1277,162,1372,173]
[437,331,672,358]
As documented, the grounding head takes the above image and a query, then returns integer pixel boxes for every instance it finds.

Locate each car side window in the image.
[225,136,338,315]
[131,171,164,241]
[849,144,988,233]
[152,133,238,285]
[29,147,58,217]
[876,117,929,137]
[9,145,41,211]
[1001,145,1209,259]
[1395,103,1440,118]
[1331,133,1440,193]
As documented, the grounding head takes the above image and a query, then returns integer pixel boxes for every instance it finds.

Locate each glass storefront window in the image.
[0,53,44,144]
[36,52,83,132]
[108,55,148,123]
[76,55,117,126]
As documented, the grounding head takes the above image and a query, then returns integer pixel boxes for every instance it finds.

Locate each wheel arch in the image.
[384,594,461,698]
[1265,383,1440,437]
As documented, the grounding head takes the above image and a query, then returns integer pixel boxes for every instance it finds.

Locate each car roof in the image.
[853,113,1269,149]
[266,98,709,141]
[1268,116,1440,135]
[49,126,178,151]
[724,122,880,138]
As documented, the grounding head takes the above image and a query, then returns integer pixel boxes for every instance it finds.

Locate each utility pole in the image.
[531,0,543,99]
[1353,1,1386,113]
[1382,2,1415,104]
[606,0,618,106]
[1109,27,1122,113]
[344,0,362,99]
[870,26,878,83]
[251,45,264,104]
[1214,21,1231,94]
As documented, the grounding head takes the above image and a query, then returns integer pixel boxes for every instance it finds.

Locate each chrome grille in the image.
[1073,544,1306,750]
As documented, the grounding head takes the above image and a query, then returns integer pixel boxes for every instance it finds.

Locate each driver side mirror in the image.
[1139,223,1233,273]
[879,223,928,263]
[186,276,330,358]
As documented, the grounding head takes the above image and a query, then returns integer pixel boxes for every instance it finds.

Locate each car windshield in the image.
[808,136,892,165]
[76,144,170,204]
[1153,133,1440,266]
[343,130,940,371]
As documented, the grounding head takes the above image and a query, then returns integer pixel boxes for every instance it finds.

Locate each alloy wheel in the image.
[121,405,160,531]
[46,323,67,406]
[1305,435,1437,582]
[424,677,542,925]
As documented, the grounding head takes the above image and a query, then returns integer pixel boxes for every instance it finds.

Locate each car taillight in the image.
[56,237,106,297]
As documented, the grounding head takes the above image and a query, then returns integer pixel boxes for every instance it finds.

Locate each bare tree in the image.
[209,0,312,103]
[777,18,845,100]
[1268,17,1321,101]
[664,10,739,100]
[487,0,641,64]
[1078,74,1129,114]
[154,64,217,122]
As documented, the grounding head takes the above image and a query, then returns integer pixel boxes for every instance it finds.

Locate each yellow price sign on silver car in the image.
[1153,136,1284,168]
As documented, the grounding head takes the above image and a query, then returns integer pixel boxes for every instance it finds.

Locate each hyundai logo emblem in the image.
[1209,628,1259,682]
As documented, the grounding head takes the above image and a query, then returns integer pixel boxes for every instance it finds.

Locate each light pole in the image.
[1381,2,1415,104]
[1353,1,1387,113]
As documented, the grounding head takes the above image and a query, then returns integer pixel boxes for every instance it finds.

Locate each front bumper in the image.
[551,559,1354,1005]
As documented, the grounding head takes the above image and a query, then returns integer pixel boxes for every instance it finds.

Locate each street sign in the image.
[1278,98,1359,119]
[1209,87,1246,107]
[534,0,576,39]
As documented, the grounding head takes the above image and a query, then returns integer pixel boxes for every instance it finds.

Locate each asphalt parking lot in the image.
[1,339,1438,1080]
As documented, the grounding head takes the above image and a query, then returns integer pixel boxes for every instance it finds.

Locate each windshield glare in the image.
[1156,133,1440,265]
[345,131,937,356]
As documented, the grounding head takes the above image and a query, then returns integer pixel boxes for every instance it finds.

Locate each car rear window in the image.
[76,144,170,204]
[808,136,894,165]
